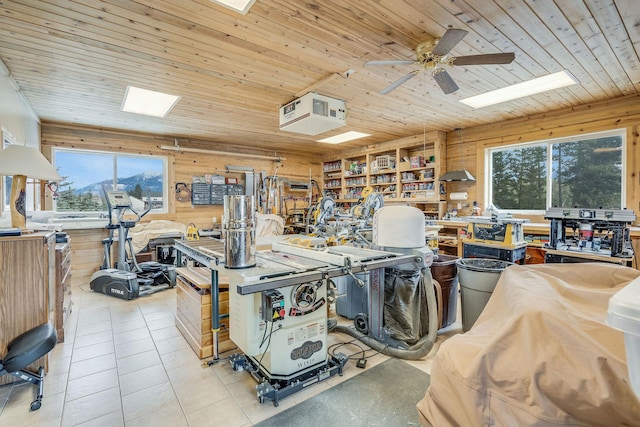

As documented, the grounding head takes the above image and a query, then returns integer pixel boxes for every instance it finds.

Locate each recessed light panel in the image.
[210,0,256,14]
[460,70,579,108]
[318,131,371,144]
[121,86,181,117]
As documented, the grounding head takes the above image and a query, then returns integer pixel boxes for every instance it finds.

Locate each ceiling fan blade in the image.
[364,59,416,66]
[379,70,420,95]
[432,69,459,94]
[432,29,468,56]
[451,52,515,66]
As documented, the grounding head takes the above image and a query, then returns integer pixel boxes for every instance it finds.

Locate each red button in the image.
[279,309,286,318]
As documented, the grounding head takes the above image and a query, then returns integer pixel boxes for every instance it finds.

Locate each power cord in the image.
[328,336,386,362]
[252,321,282,374]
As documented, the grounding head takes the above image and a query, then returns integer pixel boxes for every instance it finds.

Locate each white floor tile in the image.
[65,368,119,402]
[119,364,168,396]
[68,353,117,381]
[61,386,121,426]
[116,349,162,375]
[121,382,179,421]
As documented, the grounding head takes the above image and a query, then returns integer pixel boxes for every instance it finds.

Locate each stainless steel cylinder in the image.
[223,194,255,229]
[225,228,256,269]
[223,195,256,268]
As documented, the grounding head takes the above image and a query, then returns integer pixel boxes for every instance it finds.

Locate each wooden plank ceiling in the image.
[0,0,638,156]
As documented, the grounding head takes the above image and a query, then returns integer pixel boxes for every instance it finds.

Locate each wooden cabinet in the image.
[0,231,55,385]
[175,267,233,359]
[322,132,447,217]
[54,240,72,342]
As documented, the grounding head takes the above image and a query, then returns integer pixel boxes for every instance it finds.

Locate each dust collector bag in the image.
[384,268,430,344]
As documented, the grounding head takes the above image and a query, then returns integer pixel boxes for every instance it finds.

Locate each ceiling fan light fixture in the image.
[318,131,371,144]
[364,28,514,95]
[459,70,579,108]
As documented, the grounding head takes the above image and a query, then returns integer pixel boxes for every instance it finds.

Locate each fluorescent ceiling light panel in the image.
[210,0,256,14]
[121,86,181,117]
[460,70,579,108]
[318,131,371,144]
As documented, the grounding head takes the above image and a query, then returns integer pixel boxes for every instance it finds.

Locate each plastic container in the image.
[430,254,459,329]
[456,258,514,332]
[607,279,640,399]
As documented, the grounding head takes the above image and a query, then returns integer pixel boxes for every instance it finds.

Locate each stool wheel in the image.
[30,400,41,411]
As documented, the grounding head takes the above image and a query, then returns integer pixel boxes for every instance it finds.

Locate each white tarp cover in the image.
[417,263,640,426]
[129,220,186,253]
[255,212,285,237]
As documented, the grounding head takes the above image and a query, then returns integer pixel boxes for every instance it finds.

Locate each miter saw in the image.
[351,187,384,223]
[306,196,335,234]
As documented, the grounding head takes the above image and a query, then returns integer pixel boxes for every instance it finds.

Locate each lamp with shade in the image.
[0,144,61,229]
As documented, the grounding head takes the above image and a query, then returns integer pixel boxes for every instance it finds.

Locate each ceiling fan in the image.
[364,29,515,95]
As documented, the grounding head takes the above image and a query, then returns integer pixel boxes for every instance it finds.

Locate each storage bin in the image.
[607,278,640,399]
[456,258,513,332]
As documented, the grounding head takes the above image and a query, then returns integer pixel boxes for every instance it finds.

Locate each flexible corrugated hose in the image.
[331,267,439,360]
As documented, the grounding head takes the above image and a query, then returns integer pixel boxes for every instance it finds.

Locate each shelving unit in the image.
[343,155,367,200]
[435,221,466,257]
[322,159,342,200]
[321,132,447,218]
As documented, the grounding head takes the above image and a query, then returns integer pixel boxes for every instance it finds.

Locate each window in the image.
[486,129,625,212]
[52,148,168,214]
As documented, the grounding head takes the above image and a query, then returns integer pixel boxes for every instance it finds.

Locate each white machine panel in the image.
[229,280,328,376]
[279,92,346,135]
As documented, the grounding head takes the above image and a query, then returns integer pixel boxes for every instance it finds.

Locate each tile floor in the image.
[0,282,461,427]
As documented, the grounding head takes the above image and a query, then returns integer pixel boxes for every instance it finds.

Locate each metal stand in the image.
[229,352,348,407]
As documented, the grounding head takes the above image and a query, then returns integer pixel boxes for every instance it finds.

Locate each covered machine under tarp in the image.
[129,220,186,253]
[417,263,640,426]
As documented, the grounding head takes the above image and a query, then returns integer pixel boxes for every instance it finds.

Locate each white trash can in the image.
[456,258,514,332]
[607,278,640,399]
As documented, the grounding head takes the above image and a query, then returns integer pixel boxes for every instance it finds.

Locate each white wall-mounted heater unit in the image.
[279,92,346,135]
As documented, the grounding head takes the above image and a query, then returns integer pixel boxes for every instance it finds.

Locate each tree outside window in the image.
[488,130,624,212]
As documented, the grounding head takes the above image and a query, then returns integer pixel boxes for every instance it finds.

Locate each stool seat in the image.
[2,323,57,373]
[0,323,57,411]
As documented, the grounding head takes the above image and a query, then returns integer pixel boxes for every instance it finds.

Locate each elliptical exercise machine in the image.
[90,185,176,300]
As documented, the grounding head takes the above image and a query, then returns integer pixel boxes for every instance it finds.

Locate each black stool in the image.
[0,323,57,411]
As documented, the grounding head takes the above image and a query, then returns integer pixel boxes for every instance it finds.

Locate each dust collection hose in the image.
[331,267,439,360]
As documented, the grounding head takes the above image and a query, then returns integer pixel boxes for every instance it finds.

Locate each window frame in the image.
[484,129,626,215]
[51,147,169,216]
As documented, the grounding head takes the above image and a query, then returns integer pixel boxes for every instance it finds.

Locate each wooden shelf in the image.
[401,179,435,183]
[322,132,446,217]
[399,162,436,172]
[370,169,397,175]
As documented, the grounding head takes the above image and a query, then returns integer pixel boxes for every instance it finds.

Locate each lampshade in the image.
[0,144,61,181]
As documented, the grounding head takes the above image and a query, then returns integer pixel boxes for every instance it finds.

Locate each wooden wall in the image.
[443,93,640,221]
[41,123,321,286]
